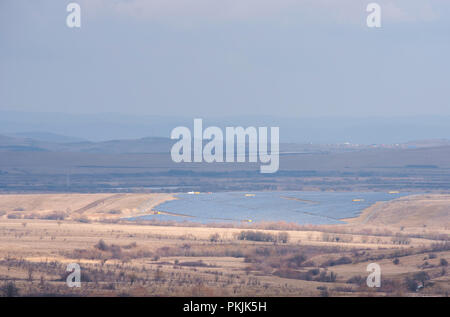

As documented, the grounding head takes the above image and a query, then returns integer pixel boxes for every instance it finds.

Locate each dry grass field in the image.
[0,193,174,221]
[347,194,450,228]
[0,193,448,297]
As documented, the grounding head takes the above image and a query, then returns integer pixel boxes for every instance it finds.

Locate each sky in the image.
[1,0,450,118]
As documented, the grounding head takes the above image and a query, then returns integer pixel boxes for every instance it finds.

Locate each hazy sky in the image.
[1,0,449,117]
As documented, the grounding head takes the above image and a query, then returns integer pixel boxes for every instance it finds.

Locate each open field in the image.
[0,193,448,297]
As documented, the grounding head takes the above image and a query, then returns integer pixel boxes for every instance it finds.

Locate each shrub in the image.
[42,211,67,220]
[1,282,19,297]
[316,271,337,282]
[255,247,271,256]
[393,258,400,265]
[405,277,419,292]
[322,256,352,267]
[405,271,430,292]
[108,209,122,214]
[277,232,290,244]
[333,286,354,293]
[273,269,312,280]
[302,260,316,267]
[346,275,364,286]
[177,260,211,267]
[317,286,329,297]
[308,268,320,276]
[275,270,338,283]
[287,254,307,268]
[440,258,448,266]
[236,230,276,242]
[416,271,431,284]
[155,268,164,282]
[122,242,137,249]
[95,239,108,251]
[391,236,411,245]
[209,233,220,243]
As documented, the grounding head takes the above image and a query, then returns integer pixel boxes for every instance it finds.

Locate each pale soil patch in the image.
[0,193,175,220]
[346,194,450,231]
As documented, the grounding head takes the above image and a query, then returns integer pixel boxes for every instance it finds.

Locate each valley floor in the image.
[0,193,448,297]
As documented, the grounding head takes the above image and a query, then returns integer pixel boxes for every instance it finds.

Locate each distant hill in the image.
[2,111,450,144]
[0,134,49,152]
[1,132,450,155]
[69,137,175,154]
[0,134,174,154]
[403,139,450,148]
[8,132,87,144]
[2,136,450,192]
